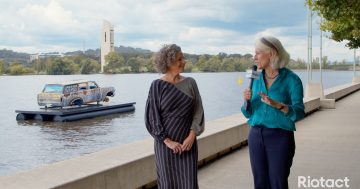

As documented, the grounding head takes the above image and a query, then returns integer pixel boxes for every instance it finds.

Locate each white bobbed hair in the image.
[255,36,290,69]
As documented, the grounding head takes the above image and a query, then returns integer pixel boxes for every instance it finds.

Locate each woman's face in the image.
[254,48,271,70]
[168,51,186,73]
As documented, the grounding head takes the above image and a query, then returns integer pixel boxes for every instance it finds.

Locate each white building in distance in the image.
[29,52,64,62]
[101,20,115,73]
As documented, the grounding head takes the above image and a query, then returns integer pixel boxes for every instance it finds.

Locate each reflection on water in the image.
[18,112,135,150]
[4,111,138,176]
[0,71,355,176]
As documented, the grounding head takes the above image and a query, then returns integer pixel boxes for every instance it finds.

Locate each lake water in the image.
[0,71,356,176]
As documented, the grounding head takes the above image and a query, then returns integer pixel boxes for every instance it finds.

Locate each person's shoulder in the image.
[184,77,198,85]
[283,68,300,80]
[282,68,302,88]
[150,79,164,88]
[184,77,196,83]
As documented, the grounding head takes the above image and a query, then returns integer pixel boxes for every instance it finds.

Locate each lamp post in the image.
[320,17,323,85]
[354,49,357,77]
[307,6,313,82]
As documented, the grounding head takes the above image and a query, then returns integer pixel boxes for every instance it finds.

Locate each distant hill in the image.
[1,46,155,64]
[64,46,153,57]
[115,46,153,54]
[0,49,30,64]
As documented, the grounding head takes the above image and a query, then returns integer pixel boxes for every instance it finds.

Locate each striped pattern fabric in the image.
[145,79,199,189]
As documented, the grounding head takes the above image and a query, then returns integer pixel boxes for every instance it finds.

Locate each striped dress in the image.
[145,77,205,189]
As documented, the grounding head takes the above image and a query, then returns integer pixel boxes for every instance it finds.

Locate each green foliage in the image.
[184,60,194,72]
[7,63,35,75]
[127,57,145,73]
[47,58,77,75]
[332,60,352,70]
[288,58,307,69]
[104,52,125,73]
[195,55,207,71]
[0,46,338,75]
[222,57,236,72]
[0,60,5,74]
[145,56,156,73]
[190,54,254,72]
[205,55,222,72]
[307,0,360,48]
[80,59,100,74]
[33,59,50,74]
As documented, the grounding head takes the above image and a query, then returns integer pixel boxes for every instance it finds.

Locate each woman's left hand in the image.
[258,92,280,108]
[181,130,196,151]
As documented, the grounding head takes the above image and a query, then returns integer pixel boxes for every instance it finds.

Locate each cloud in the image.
[17,0,80,32]
[0,0,356,61]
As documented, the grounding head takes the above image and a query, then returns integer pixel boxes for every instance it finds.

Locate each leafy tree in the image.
[33,59,48,74]
[47,58,76,75]
[217,52,228,60]
[205,56,222,72]
[80,59,100,74]
[145,56,156,73]
[104,52,125,73]
[221,57,236,72]
[234,57,253,71]
[127,57,144,73]
[288,58,307,69]
[243,54,253,59]
[0,60,5,74]
[184,60,193,72]
[321,56,330,69]
[307,0,360,48]
[195,55,207,71]
[8,62,35,75]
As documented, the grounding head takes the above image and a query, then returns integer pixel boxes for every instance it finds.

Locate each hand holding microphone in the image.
[243,88,252,101]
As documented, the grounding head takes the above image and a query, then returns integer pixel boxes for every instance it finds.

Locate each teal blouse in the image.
[241,67,305,131]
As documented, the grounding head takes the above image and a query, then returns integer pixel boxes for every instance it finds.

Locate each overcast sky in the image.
[0,0,357,61]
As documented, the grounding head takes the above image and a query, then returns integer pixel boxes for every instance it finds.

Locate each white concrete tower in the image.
[101,20,115,73]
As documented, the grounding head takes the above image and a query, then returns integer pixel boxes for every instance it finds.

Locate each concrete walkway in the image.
[199,91,360,188]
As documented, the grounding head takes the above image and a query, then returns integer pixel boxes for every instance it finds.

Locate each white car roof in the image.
[46,80,94,86]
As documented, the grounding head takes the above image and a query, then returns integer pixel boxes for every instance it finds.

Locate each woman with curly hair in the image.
[145,44,204,189]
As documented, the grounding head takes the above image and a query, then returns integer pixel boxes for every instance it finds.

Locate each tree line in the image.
[0,51,358,75]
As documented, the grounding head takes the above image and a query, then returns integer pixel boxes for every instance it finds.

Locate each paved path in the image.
[199,91,360,188]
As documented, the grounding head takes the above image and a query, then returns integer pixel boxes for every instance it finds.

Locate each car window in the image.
[88,81,98,89]
[78,83,88,90]
[64,84,78,94]
[43,85,63,93]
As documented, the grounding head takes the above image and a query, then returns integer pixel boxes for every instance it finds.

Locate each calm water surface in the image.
[0,71,355,176]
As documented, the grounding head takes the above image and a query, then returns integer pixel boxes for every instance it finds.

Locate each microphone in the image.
[244,65,258,111]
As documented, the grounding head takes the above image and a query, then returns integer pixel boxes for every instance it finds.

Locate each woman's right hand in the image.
[244,88,252,101]
[164,138,182,154]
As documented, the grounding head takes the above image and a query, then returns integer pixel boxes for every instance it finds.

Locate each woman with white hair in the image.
[241,36,305,189]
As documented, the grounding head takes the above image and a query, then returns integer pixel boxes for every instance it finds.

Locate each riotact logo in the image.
[298,176,350,188]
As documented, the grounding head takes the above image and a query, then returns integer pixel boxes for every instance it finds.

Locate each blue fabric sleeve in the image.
[285,77,305,122]
[241,104,252,118]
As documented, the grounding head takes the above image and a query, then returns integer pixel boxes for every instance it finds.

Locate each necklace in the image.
[265,73,279,80]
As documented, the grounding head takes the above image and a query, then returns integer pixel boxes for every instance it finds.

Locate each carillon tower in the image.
[101,20,114,73]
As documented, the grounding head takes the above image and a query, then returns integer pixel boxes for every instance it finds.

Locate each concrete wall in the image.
[324,83,360,100]
[1,83,360,189]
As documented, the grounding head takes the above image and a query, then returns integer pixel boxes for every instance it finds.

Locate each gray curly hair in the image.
[154,44,182,74]
[255,36,290,69]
